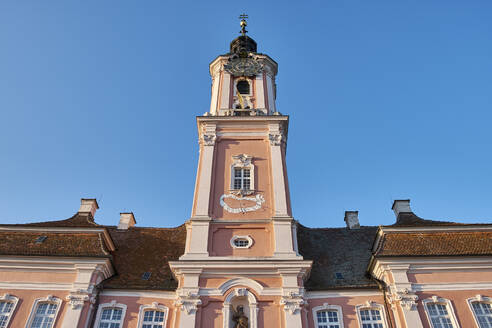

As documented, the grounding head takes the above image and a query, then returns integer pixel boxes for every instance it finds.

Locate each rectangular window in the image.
[99,308,123,328]
[426,303,454,328]
[30,303,58,328]
[316,310,340,328]
[0,302,14,328]
[142,310,165,328]
[233,168,251,190]
[471,302,492,328]
[360,309,384,328]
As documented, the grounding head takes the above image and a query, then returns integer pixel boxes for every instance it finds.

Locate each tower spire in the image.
[239,14,248,36]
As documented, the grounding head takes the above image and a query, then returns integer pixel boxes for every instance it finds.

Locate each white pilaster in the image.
[62,293,91,328]
[255,73,266,109]
[265,73,276,113]
[175,269,202,328]
[181,219,210,258]
[280,294,305,328]
[210,68,221,115]
[193,124,216,218]
[386,265,424,328]
[273,218,298,258]
[268,123,288,217]
[219,72,231,110]
[175,291,201,328]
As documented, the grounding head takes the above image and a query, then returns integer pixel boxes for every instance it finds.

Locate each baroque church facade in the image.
[1,20,492,328]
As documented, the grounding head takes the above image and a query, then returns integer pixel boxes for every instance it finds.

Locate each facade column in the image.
[280,294,305,328]
[381,264,424,328]
[268,123,288,217]
[280,269,306,328]
[193,123,216,219]
[175,292,201,328]
[62,292,93,328]
[184,124,216,259]
[389,289,422,328]
[269,123,299,258]
[174,269,202,328]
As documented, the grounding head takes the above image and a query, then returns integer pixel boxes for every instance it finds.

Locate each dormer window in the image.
[236,80,250,95]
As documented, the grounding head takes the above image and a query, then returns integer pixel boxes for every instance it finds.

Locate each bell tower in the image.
[170,17,311,328]
[208,16,278,117]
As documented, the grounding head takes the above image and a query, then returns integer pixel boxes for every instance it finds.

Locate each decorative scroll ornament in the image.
[202,133,216,146]
[268,132,283,146]
[389,288,419,311]
[220,194,265,213]
[232,154,252,167]
[280,293,306,315]
[66,293,90,310]
[174,291,202,315]
[224,57,263,77]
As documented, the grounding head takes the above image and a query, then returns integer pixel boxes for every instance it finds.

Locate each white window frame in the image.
[230,154,255,192]
[312,303,344,328]
[25,295,62,328]
[422,296,459,328]
[356,301,388,328]
[136,302,169,328]
[467,294,492,328]
[230,235,254,249]
[0,294,19,328]
[94,301,127,328]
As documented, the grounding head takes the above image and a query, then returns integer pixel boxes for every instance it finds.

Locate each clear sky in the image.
[1,0,491,228]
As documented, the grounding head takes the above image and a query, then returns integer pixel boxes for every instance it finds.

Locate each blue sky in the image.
[1,0,491,228]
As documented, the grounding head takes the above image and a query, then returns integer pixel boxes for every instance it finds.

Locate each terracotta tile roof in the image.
[297,225,378,290]
[103,225,187,290]
[4,212,101,228]
[374,231,492,257]
[0,231,110,257]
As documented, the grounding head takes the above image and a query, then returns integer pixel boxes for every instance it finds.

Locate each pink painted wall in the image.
[0,289,69,328]
[211,137,274,220]
[0,270,76,283]
[209,223,273,257]
[408,270,492,283]
[97,295,177,328]
[307,295,388,328]
[415,289,492,328]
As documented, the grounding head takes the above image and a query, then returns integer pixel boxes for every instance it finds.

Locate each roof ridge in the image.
[2,212,102,228]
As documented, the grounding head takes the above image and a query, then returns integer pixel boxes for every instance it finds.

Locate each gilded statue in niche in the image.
[231,305,249,328]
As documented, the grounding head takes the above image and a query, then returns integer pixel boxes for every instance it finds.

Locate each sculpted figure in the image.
[231,305,249,328]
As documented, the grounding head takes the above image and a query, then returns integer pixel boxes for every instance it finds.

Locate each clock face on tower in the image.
[224,57,263,76]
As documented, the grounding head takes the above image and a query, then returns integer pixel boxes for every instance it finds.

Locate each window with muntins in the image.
[316,310,341,328]
[233,168,251,190]
[30,303,58,328]
[234,238,250,248]
[99,308,124,328]
[471,302,492,328]
[0,302,14,328]
[426,303,454,328]
[142,310,165,328]
[359,309,384,328]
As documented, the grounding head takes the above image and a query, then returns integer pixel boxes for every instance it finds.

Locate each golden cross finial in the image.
[239,14,248,36]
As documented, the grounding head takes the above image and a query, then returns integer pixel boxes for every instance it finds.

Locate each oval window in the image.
[230,235,253,248]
